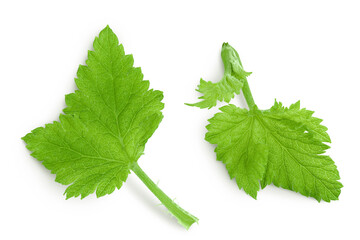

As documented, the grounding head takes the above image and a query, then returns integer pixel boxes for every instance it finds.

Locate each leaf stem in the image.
[242,79,256,110]
[131,162,198,230]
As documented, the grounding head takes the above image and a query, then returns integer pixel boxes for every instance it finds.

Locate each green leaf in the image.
[190,43,342,202]
[23,26,164,198]
[260,101,341,202]
[23,26,197,229]
[187,43,251,109]
[23,114,130,199]
[206,105,268,199]
[267,100,331,143]
[205,101,342,201]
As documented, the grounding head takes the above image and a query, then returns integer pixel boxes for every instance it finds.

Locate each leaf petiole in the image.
[131,162,198,230]
[241,78,256,110]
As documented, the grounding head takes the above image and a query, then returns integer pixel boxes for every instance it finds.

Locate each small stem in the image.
[242,79,256,110]
[131,162,198,230]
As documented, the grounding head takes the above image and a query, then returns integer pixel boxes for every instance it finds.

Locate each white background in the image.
[1,0,359,239]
